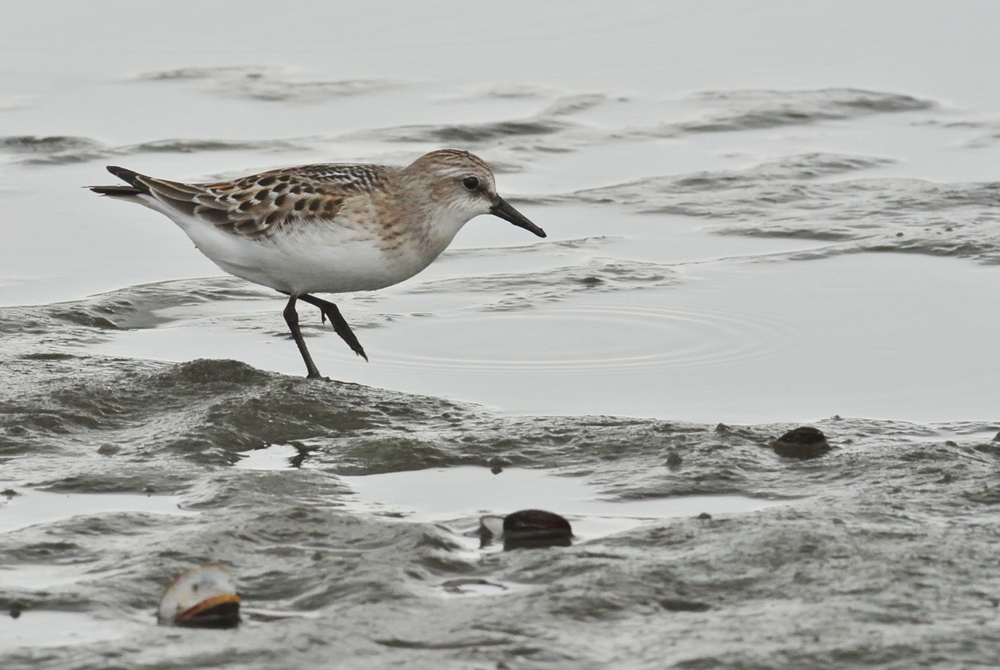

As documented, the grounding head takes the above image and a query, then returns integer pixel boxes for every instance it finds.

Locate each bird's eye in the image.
[462,176,480,191]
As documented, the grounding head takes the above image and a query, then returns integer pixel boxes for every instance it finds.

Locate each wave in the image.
[0,277,267,338]
[139,66,406,103]
[406,258,679,311]
[629,88,935,138]
[353,93,613,149]
[919,116,1000,148]
[2,88,938,168]
[0,135,308,166]
[529,153,1000,264]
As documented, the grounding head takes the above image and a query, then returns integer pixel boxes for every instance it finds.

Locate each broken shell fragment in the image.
[479,509,573,550]
[158,565,241,628]
[772,426,831,460]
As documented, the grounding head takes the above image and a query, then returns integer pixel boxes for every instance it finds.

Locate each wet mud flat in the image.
[2,354,1000,669]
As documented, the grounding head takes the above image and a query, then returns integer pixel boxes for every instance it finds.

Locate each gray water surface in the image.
[3,2,1000,668]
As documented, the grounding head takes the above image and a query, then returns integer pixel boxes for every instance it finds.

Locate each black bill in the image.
[490,196,546,238]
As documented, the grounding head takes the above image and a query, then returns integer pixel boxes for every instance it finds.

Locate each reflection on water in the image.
[0,611,139,650]
[0,488,196,535]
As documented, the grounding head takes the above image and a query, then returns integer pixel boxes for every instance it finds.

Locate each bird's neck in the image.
[393,182,471,257]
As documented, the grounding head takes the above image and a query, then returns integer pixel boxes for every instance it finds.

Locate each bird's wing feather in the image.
[113,164,393,239]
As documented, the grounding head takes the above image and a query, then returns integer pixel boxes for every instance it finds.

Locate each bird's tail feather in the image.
[88,165,152,198]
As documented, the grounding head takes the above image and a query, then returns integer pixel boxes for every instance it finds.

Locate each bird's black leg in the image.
[298,294,368,361]
[283,295,324,379]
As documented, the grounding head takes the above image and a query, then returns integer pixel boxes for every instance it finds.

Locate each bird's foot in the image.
[299,295,368,361]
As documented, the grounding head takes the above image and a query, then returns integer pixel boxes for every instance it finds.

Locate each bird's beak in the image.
[490,196,546,238]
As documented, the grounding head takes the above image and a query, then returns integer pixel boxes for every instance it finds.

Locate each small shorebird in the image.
[91,149,545,378]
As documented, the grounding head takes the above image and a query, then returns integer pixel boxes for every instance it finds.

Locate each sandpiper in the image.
[90,149,545,378]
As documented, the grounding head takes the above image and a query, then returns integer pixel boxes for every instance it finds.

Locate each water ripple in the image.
[371,303,783,375]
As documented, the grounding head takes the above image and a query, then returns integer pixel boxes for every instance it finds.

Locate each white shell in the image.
[157,565,239,624]
[479,515,506,538]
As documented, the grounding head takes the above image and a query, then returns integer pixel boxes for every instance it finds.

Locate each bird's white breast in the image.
[157,205,436,295]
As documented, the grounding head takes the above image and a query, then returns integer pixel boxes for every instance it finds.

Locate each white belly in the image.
[165,210,434,295]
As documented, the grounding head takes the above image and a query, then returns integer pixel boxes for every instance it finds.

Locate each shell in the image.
[478,509,573,550]
[157,565,241,628]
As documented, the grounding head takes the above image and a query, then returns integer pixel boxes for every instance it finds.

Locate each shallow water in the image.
[2,2,1000,668]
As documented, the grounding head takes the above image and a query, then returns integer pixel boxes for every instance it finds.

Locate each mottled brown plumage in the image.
[124,163,394,239]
